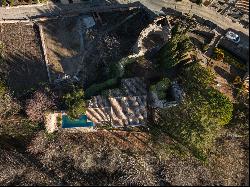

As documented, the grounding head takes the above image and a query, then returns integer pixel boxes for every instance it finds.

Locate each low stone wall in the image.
[38,24,52,83]
[45,112,60,133]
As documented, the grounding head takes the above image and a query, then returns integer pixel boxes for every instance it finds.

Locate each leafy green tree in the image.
[182,62,215,89]
[152,63,233,160]
[63,89,86,119]
[158,25,193,70]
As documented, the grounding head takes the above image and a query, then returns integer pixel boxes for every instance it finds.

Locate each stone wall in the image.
[38,24,52,83]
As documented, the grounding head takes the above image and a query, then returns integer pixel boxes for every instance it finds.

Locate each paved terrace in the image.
[0,0,248,36]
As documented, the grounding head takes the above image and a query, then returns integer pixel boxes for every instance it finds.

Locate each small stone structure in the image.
[44,112,61,133]
[149,81,185,109]
[130,16,171,58]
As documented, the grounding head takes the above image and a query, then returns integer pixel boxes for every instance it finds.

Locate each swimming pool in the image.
[62,115,94,128]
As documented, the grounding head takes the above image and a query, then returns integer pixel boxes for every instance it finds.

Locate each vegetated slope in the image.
[0,121,248,186]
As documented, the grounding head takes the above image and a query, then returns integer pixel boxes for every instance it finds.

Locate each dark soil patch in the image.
[0,23,48,98]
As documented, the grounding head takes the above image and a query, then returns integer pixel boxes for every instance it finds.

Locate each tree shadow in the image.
[0,22,51,99]
[214,65,233,82]
[0,135,61,185]
[2,52,49,98]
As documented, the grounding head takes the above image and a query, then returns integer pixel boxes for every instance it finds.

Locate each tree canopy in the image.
[63,89,86,119]
[154,63,233,160]
[157,24,193,70]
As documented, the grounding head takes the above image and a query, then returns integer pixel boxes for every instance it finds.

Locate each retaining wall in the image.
[38,24,52,83]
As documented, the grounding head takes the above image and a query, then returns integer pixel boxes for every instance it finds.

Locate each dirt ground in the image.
[0,23,48,97]
[41,9,152,88]
[196,48,246,101]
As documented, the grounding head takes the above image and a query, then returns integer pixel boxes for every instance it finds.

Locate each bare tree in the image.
[26,90,56,123]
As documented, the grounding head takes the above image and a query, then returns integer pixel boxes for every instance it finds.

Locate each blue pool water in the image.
[62,115,94,128]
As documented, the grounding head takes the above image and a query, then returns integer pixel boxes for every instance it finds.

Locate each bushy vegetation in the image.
[202,44,209,52]
[1,0,7,7]
[85,78,119,98]
[0,41,4,56]
[10,0,14,6]
[63,89,86,119]
[154,63,233,160]
[109,57,136,78]
[85,57,136,98]
[0,81,21,120]
[182,62,215,89]
[157,24,193,70]
[213,48,224,61]
[227,93,249,137]
[150,78,171,100]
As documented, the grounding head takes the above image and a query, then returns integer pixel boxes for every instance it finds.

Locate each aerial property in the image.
[38,6,185,132]
[0,0,249,186]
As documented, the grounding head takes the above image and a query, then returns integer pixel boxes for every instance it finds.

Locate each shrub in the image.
[213,48,224,61]
[223,49,247,71]
[10,0,14,6]
[150,78,171,100]
[0,81,21,120]
[2,0,7,7]
[56,115,62,128]
[109,57,135,79]
[63,89,86,119]
[202,44,209,52]
[0,41,4,57]
[85,78,119,98]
